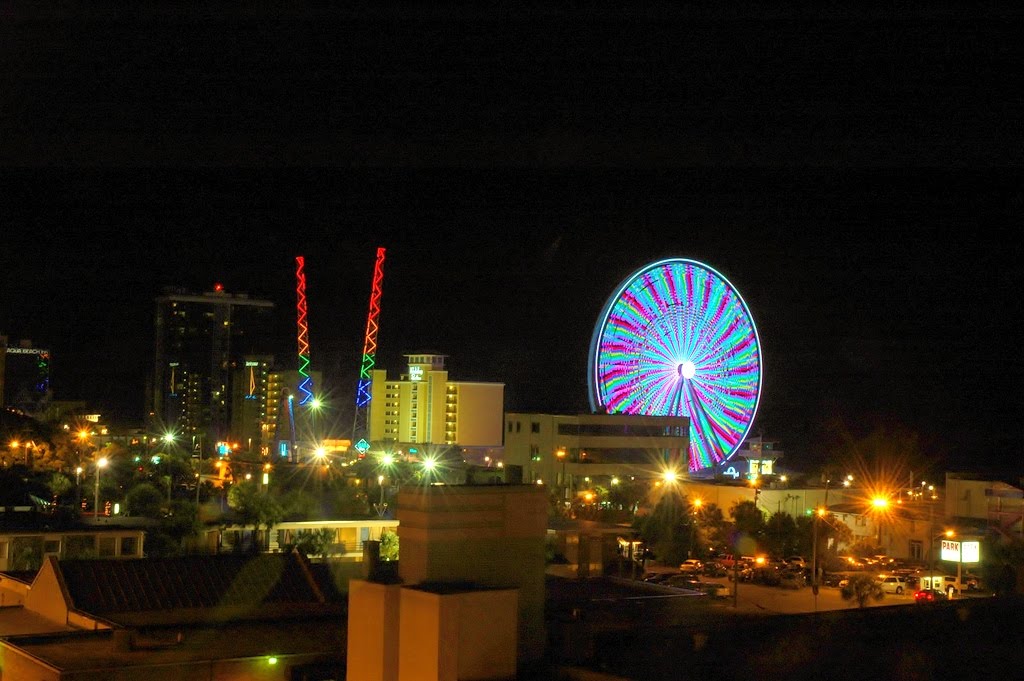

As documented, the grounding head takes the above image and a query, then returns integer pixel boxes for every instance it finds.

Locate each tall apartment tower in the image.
[151,286,275,450]
[367,354,504,454]
[1,337,51,416]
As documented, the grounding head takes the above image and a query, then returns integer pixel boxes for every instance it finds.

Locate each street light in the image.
[556,448,567,500]
[930,529,955,591]
[94,456,108,517]
[812,506,827,610]
[690,498,703,559]
[871,496,890,546]
[75,466,84,507]
[161,432,176,503]
[734,478,761,608]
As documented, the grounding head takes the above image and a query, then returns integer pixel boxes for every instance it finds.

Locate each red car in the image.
[914,588,948,603]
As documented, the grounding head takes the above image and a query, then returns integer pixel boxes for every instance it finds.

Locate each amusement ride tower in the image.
[351,247,387,453]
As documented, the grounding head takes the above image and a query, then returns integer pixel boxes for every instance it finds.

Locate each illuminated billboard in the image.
[941,539,980,563]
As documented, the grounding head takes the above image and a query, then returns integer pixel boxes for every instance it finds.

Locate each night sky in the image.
[2,5,1021,474]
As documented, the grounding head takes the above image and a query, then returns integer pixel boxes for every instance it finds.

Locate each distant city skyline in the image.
[2,5,1020,475]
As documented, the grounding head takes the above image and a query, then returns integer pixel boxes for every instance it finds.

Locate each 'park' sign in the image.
[941,539,980,563]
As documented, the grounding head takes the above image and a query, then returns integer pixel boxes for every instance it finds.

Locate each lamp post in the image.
[94,456,108,517]
[161,432,176,503]
[75,466,83,508]
[556,448,567,501]
[734,478,761,608]
[812,506,826,611]
[194,435,205,505]
[931,529,954,592]
[690,498,703,559]
[871,496,890,547]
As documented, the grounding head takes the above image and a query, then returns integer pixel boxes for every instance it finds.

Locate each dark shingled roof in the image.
[58,552,341,617]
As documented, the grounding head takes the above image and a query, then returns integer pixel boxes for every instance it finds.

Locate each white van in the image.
[876,575,908,594]
[918,573,964,598]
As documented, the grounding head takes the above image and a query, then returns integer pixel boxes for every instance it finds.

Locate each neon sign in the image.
[410,366,423,381]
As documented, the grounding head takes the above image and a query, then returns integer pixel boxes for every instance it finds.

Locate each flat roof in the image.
[5,615,344,672]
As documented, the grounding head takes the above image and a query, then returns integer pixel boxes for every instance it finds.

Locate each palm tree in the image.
[46,472,73,507]
[840,573,885,608]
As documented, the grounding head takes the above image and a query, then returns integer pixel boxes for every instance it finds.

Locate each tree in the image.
[380,530,399,561]
[763,512,798,557]
[731,500,765,540]
[280,489,319,521]
[695,502,728,554]
[125,482,164,518]
[292,528,335,560]
[840,573,885,608]
[228,480,283,549]
[635,493,693,566]
[46,472,73,506]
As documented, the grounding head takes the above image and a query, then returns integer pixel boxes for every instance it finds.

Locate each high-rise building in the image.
[367,354,504,455]
[1,337,51,416]
[151,286,275,449]
[263,367,323,461]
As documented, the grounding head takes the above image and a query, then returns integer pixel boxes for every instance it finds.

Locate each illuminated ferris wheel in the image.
[588,258,762,471]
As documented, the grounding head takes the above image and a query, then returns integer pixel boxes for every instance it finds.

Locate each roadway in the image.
[703,577,989,614]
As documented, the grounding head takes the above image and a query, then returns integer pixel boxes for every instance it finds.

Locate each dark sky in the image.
[1,4,1021,473]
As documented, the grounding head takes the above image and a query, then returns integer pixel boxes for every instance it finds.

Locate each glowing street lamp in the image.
[812,505,827,609]
[75,466,84,506]
[94,456,108,517]
[690,498,703,558]
[556,448,567,499]
[870,496,890,546]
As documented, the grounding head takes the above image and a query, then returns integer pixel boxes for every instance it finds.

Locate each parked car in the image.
[914,588,949,604]
[877,575,908,594]
[779,569,805,589]
[702,561,728,577]
[822,572,846,587]
[679,559,704,573]
[785,556,807,569]
[641,571,673,584]
[665,574,704,591]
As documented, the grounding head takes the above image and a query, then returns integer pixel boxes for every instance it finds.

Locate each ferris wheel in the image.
[588,258,762,471]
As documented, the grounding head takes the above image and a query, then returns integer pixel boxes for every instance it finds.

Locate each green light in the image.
[268,656,278,665]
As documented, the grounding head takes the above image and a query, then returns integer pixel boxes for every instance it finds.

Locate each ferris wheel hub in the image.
[679,361,696,379]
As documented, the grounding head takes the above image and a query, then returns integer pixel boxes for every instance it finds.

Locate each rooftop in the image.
[6,615,344,672]
[57,552,344,625]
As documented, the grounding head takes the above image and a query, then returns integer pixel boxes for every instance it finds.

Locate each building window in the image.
[121,537,138,556]
[515,422,521,433]
[98,537,116,557]
[44,540,60,554]
[531,422,540,434]
[909,540,923,561]
[508,422,513,433]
